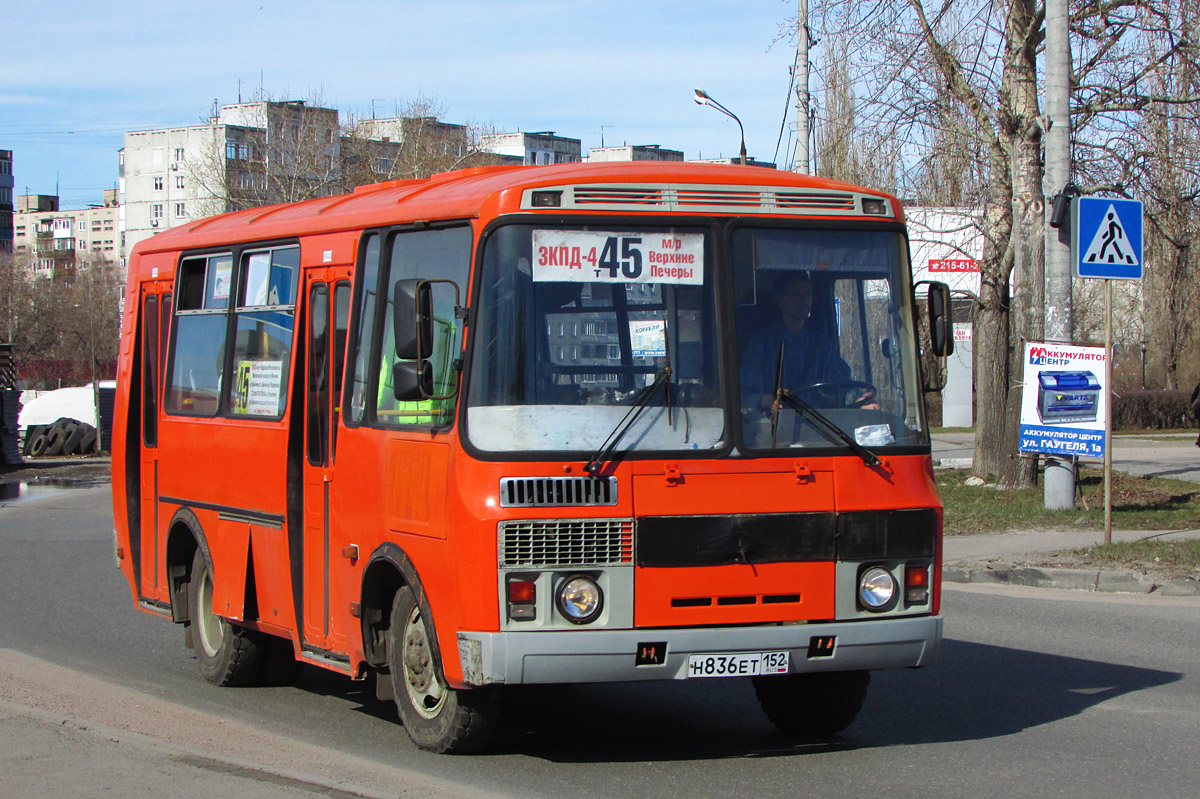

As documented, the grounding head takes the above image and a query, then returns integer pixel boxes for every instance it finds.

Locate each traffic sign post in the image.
[1070,196,1143,543]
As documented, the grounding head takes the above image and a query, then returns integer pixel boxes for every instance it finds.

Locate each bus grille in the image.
[499,476,618,507]
[499,519,634,567]
[529,184,873,216]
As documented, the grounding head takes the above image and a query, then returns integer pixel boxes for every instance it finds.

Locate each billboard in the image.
[1019,342,1107,458]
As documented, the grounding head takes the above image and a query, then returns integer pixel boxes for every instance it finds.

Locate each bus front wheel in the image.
[752,670,870,737]
[188,549,264,686]
[387,586,499,754]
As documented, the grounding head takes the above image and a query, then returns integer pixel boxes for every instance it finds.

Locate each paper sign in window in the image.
[630,319,667,358]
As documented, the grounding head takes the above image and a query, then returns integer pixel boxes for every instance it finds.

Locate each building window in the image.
[175,202,186,217]
[175,175,186,189]
[0,187,11,203]
[153,176,164,191]
[174,147,185,161]
[151,204,164,220]
[374,157,392,174]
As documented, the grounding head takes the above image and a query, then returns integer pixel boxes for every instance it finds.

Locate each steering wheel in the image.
[791,380,878,408]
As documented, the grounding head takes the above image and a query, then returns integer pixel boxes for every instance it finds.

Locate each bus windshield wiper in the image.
[775,388,880,468]
[583,366,672,475]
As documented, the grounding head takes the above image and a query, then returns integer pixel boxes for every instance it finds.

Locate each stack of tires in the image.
[22,417,99,458]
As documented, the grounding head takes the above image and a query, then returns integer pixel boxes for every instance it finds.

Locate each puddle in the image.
[0,477,110,506]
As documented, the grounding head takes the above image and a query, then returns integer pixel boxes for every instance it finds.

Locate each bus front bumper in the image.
[455,615,941,686]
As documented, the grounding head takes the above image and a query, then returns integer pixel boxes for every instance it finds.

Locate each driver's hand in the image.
[857,391,881,410]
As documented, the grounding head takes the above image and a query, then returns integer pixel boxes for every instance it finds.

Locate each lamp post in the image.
[693,88,747,166]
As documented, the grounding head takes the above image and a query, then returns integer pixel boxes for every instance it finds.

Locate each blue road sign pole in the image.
[1071,195,1142,542]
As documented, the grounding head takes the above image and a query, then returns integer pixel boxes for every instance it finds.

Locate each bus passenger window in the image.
[228,246,299,419]
[166,254,233,416]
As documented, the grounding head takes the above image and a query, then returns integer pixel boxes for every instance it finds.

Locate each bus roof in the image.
[130,161,901,260]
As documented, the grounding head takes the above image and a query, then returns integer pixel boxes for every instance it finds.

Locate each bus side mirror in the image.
[928,281,954,357]
[393,279,433,361]
[393,360,433,401]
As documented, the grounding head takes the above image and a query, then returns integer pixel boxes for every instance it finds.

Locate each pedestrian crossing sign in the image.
[1072,196,1143,280]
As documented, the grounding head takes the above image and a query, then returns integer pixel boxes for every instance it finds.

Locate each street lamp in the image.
[693,88,747,166]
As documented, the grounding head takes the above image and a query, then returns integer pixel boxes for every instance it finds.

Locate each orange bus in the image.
[112,162,953,753]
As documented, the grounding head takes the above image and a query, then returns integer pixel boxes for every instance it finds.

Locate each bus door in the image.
[301,271,351,651]
[138,281,172,603]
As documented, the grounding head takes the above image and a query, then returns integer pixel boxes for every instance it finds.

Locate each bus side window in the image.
[142,295,158,446]
[376,227,470,427]
[345,234,381,426]
[331,282,351,459]
[166,254,232,416]
[227,246,300,419]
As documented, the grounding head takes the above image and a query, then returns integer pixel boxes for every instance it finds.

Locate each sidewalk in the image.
[942,527,1200,596]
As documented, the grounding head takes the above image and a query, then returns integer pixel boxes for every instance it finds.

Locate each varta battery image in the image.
[1036,371,1101,423]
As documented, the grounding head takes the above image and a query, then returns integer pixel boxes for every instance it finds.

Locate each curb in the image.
[943,564,1200,596]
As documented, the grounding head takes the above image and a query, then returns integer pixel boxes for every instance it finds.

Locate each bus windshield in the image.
[465,222,926,458]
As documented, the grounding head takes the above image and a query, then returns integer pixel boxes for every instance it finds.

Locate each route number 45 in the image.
[598,236,643,280]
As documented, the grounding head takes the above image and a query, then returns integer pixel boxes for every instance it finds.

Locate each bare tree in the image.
[802,0,1199,483]
[342,96,508,187]
[1,254,121,388]
[1072,2,1200,391]
[188,94,345,215]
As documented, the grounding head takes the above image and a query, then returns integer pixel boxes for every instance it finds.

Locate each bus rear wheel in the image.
[188,549,264,686]
[387,586,499,754]
[752,670,870,737]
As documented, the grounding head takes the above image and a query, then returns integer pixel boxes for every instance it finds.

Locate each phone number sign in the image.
[532,230,704,285]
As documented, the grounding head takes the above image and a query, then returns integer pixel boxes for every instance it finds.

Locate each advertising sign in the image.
[1019,343,1107,458]
[928,258,979,273]
[531,230,704,285]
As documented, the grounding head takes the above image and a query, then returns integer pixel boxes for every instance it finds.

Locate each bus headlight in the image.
[556,575,603,624]
[858,566,896,611]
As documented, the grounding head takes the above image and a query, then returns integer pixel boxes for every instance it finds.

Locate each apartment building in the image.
[121,100,411,259]
[12,191,120,279]
[479,131,581,165]
[586,144,684,162]
[0,150,13,256]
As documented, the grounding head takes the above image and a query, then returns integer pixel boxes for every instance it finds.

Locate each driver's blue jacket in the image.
[740,321,852,411]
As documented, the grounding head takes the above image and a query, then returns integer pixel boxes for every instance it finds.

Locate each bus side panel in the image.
[157,419,293,625]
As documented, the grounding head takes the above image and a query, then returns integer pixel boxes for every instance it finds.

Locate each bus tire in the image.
[387,586,499,754]
[752,670,870,737]
[188,549,264,686]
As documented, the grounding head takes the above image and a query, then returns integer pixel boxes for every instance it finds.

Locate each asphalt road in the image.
[934,430,1200,483]
[2,486,1199,798]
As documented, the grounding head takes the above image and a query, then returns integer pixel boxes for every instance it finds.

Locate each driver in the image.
[740,271,878,413]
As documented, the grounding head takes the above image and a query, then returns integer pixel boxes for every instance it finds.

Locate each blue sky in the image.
[2,1,803,209]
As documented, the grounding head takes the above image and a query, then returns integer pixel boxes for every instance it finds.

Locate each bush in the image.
[1111,389,1194,430]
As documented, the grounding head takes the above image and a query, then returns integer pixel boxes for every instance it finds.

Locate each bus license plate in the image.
[687,651,789,678]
